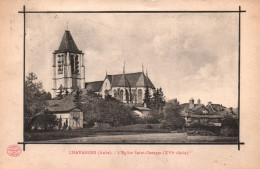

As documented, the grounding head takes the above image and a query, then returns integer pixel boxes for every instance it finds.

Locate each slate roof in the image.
[46,95,81,113]
[206,103,226,113]
[107,72,155,88]
[190,104,208,112]
[85,81,104,92]
[55,31,82,53]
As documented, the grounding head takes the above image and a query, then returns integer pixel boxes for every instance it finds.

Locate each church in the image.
[52,30,155,104]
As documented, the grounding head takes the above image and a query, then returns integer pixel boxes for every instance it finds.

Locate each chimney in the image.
[208,102,212,105]
[189,98,194,109]
[144,103,147,108]
[197,99,201,104]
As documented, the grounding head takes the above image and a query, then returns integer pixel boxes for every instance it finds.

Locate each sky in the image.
[25,13,239,107]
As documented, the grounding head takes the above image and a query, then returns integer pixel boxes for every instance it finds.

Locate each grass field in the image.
[29,133,238,143]
[25,124,237,143]
[25,124,169,141]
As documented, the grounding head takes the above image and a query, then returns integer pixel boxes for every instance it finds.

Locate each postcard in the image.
[0,0,259,168]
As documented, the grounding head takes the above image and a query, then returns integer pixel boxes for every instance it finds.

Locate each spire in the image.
[142,63,144,73]
[66,22,68,31]
[56,31,81,52]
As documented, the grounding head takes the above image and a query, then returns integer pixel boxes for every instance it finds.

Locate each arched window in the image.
[105,90,109,97]
[114,90,118,99]
[119,90,124,102]
[70,54,79,74]
[58,55,64,74]
[132,89,137,102]
[138,89,143,103]
[125,90,129,103]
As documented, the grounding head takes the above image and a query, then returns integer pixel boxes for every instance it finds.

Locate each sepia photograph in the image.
[24,12,239,143]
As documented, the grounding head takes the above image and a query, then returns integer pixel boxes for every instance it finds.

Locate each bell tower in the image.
[52,30,85,98]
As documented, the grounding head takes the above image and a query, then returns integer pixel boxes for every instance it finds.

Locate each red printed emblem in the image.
[7,145,22,157]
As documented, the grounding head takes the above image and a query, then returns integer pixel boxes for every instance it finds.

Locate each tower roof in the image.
[55,31,82,53]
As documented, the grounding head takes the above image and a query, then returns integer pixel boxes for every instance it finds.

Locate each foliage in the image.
[33,111,58,131]
[25,72,51,131]
[73,87,82,108]
[143,86,152,107]
[56,85,64,99]
[63,119,69,130]
[145,117,160,124]
[150,87,166,109]
[222,115,238,129]
[58,116,62,130]
[149,87,166,121]
[146,125,153,129]
[65,89,70,95]
[82,93,135,127]
[164,101,185,129]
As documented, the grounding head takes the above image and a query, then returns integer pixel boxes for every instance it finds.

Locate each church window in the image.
[71,54,79,74]
[105,90,109,98]
[114,90,118,99]
[125,90,129,103]
[58,55,64,74]
[132,89,137,102]
[138,89,143,103]
[119,90,124,102]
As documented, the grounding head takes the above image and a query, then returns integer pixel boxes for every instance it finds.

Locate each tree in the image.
[82,92,135,127]
[149,87,166,120]
[164,101,185,130]
[58,116,62,130]
[34,111,58,131]
[143,86,152,107]
[25,72,51,130]
[65,89,70,95]
[56,85,64,99]
[73,87,82,108]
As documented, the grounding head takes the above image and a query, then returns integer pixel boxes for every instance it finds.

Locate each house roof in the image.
[46,95,80,113]
[134,106,151,111]
[190,104,209,112]
[107,72,155,88]
[187,114,224,119]
[117,74,131,87]
[55,31,82,53]
[206,103,226,112]
[85,81,104,92]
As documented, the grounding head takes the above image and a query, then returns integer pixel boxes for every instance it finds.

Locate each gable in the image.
[101,77,112,91]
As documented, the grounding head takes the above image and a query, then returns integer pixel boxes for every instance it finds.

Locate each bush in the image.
[82,95,136,127]
[164,103,185,129]
[222,115,238,129]
[33,112,58,131]
[146,117,160,124]
[146,125,153,129]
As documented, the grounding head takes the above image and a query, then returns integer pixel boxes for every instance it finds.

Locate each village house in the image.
[180,98,233,127]
[46,95,83,130]
[131,104,151,118]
